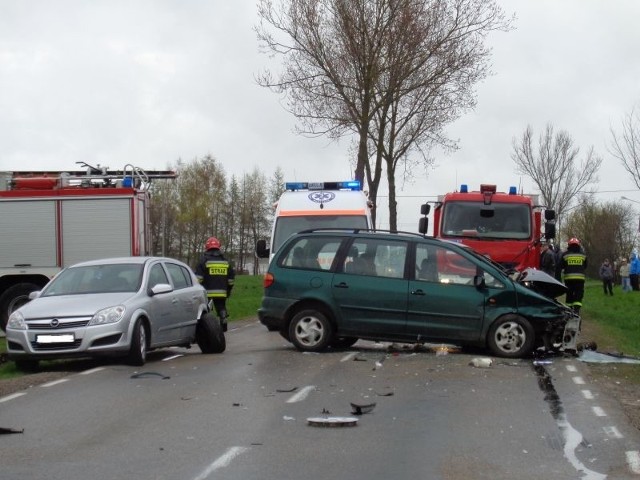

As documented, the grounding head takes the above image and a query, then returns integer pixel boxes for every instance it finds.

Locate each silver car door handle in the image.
[334,282,349,288]
[411,289,426,296]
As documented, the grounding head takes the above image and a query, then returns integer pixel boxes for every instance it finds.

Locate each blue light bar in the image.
[508,186,517,195]
[284,181,362,191]
[460,184,468,193]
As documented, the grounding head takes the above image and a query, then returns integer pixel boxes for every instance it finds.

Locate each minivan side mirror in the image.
[256,239,270,259]
[473,274,486,289]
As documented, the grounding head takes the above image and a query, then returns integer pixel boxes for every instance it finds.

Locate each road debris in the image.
[130,372,170,380]
[0,427,24,435]
[276,386,298,393]
[350,402,376,415]
[307,416,358,427]
[469,357,493,368]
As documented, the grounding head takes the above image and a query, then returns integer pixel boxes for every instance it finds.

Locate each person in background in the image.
[540,242,556,277]
[630,249,640,291]
[619,258,632,293]
[195,236,236,332]
[560,237,587,313]
[599,258,614,296]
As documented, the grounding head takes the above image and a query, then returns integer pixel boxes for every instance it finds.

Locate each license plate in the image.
[36,334,75,344]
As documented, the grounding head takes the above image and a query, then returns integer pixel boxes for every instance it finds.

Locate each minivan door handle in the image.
[334,282,349,289]
[411,289,426,296]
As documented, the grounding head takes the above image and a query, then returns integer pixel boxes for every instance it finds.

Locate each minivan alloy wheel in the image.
[289,309,333,352]
[487,314,535,358]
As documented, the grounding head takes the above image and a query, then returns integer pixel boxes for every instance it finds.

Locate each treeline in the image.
[148,155,284,273]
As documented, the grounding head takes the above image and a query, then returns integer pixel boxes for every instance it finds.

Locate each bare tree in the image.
[511,124,602,223]
[609,105,640,190]
[256,0,511,228]
[563,197,636,277]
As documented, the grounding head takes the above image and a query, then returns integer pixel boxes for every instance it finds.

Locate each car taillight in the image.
[263,273,274,288]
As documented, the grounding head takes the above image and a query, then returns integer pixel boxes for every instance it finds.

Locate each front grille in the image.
[31,340,83,351]
[26,319,91,330]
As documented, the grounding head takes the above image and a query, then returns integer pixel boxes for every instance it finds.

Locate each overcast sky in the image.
[1,1,639,230]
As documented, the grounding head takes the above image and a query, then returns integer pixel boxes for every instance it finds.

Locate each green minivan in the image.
[258,230,580,358]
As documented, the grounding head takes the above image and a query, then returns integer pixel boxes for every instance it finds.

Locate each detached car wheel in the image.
[487,314,535,358]
[197,312,226,354]
[127,319,147,366]
[289,309,333,352]
[0,282,40,332]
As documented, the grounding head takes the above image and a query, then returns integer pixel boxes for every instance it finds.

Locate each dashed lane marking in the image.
[581,389,594,400]
[592,406,607,417]
[40,379,69,388]
[566,365,578,372]
[572,376,585,385]
[0,392,26,403]
[626,451,640,474]
[79,367,106,375]
[603,426,623,439]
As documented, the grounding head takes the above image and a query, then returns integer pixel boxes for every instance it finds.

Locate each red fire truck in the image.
[0,163,176,331]
[419,183,556,271]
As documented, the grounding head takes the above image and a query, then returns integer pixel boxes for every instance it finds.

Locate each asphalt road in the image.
[1,319,639,480]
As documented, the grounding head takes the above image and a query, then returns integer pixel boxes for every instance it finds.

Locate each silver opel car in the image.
[6,257,225,370]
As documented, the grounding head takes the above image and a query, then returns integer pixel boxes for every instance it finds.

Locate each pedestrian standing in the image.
[599,258,614,296]
[194,236,236,332]
[630,250,640,291]
[539,242,556,277]
[560,237,588,313]
[619,258,632,292]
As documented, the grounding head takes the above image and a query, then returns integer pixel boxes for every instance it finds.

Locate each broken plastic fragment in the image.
[350,402,376,415]
[469,357,493,368]
[130,372,170,380]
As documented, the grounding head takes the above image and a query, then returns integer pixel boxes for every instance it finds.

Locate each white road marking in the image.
[603,426,623,439]
[286,385,316,403]
[340,352,358,362]
[581,389,594,400]
[0,392,26,403]
[79,367,105,375]
[191,446,249,480]
[41,378,69,388]
[592,406,607,417]
[627,451,640,474]
[566,365,578,372]
[572,376,585,385]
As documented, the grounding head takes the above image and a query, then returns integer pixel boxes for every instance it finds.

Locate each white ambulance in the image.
[256,180,373,262]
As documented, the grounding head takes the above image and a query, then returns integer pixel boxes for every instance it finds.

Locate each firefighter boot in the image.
[220,309,228,332]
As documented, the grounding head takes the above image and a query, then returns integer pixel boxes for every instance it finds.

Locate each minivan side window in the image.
[416,244,479,286]
[281,237,342,271]
[344,239,407,279]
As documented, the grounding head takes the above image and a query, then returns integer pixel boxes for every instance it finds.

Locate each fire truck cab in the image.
[0,164,176,331]
[419,184,556,272]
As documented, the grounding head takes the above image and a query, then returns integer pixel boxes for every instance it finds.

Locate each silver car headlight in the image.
[89,306,126,326]
[7,311,26,330]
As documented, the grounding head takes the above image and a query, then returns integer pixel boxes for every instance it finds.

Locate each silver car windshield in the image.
[42,264,144,296]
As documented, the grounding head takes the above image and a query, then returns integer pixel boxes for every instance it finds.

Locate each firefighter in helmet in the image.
[560,237,587,313]
[195,237,235,331]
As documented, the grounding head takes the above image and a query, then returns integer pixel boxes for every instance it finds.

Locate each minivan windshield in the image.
[272,215,368,256]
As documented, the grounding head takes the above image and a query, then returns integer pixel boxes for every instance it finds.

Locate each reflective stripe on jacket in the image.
[562,252,587,281]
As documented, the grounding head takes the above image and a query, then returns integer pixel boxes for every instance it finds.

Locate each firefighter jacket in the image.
[561,248,587,281]
[195,249,236,299]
